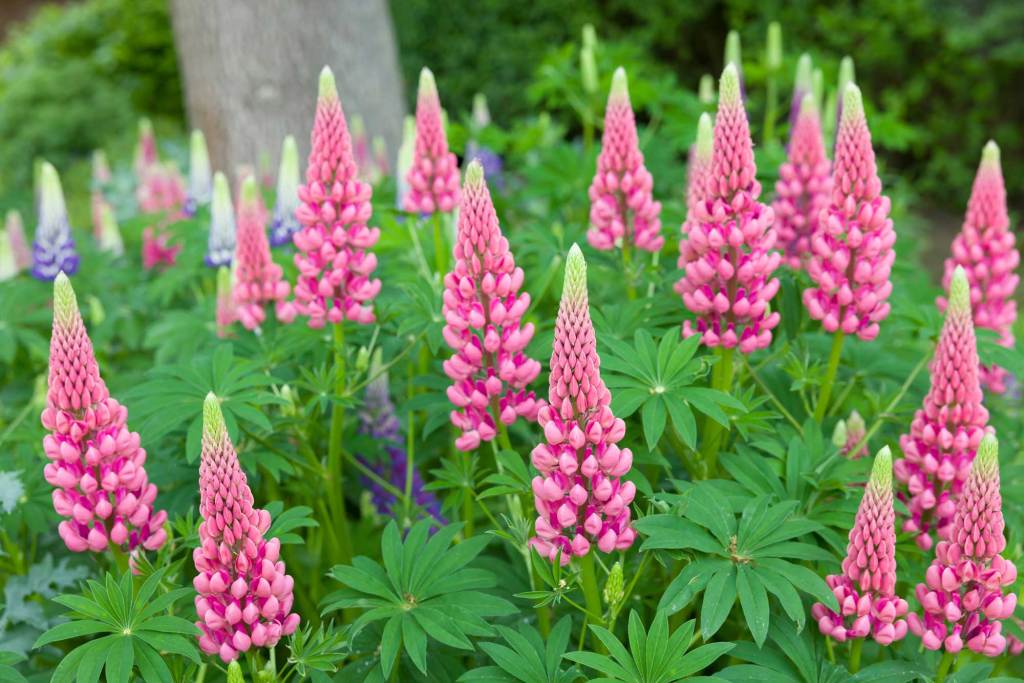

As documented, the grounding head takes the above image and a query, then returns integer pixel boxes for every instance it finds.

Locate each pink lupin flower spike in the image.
[193,394,300,663]
[773,94,832,269]
[587,67,663,253]
[529,245,636,565]
[134,118,158,182]
[812,447,909,645]
[403,67,460,215]
[232,177,295,331]
[803,85,895,341]
[292,66,382,328]
[6,210,32,272]
[442,161,542,451]
[937,141,1019,393]
[908,434,1017,656]
[674,113,713,300]
[895,266,991,551]
[679,64,781,353]
[41,273,168,555]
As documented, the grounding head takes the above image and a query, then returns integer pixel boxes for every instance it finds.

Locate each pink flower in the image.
[773,94,832,269]
[134,118,158,183]
[193,394,300,663]
[895,267,991,551]
[5,210,31,272]
[907,435,1017,656]
[137,162,187,216]
[442,161,542,451]
[587,67,663,252]
[679,64,781,353]
[292,66,382,328]
[232,177,295,330]
[803,85,894,341]
[41,273,168,555]
[674,113,712,300]
[937,141,1019,393]
[529,245,636,564]
[403,67,460,214]
[812,447,909,645]
[142,227,181,270]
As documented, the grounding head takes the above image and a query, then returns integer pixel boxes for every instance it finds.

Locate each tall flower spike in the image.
[97,204,124,257]
[812,447,909,645]
[895,266,991,550]
[216,265,237,338]
[803,85,894,340]
[194,394,300,663]
[206,172,237,268]
[269,136,301,247]
[6,210,31,272]
[32,162,79,281]
[788,53,813,132]
[724,30,744,95]
[292,66,381,327]
[773,94,832,269]
[834,57,856,130]
[908,434,1017,656]
[187,130,213,215]
[442,161,542,450]
[404,67,460,214]
[42,273,167,555]
[674,113,713,300]
[937,141,1018,393]
[587,67,663,253]
[679,64,781,352]
[233,177,295,330]
[529,245,636,565]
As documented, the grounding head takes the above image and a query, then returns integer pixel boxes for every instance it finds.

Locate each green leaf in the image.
[699,567,737,639]
[683,484,735,545]
[379,615,403,679]
[103,636,134,683]
[736,565,769,647]
[659,559,727,615]
[401,615,429,674]
[642,397,667,451]
[634,514,722,553]
[676,642,735,678]
[752,566,805,631]
[757,558,839,611]
[33,619,112,648]
[665,397,698,449]
[133,641,173,683]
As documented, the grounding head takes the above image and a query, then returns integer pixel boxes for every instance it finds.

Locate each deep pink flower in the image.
[587,67,663,252]
[937,141,1018,393]
[142,227,181,270]
[292,66,381,327]
[41,273,167,555]
[908,434,1017,656]
[812,447,909,645]
[679,64,781,353]
[803,85,894,341]
[193,394,300,663]
[403,67,460,214]
[529,245,636,564]
[232,177,295,330]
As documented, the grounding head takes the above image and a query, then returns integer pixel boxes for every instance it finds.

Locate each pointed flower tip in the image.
[981,140,1000,169]
[190,129,207,151]
[213,172,231,200]
[418,67,437,96]
[610,66,629,100]
[725,30,741,63]
[840,83,864,125]
[53,271,78,327]
[464,159,485,187]
[240,176,259,204]
[799,92,818,116]
[563,244,588,304]
[719,63,741,106]
[318,66,338,101]
[138,117,153,134]
[839,56,856,83]
[41,160,60,188]
[974,433,999,478]
[948,265,971,315]
[696,113,713,158]
[869,446,893,491]
[202,392,227,439]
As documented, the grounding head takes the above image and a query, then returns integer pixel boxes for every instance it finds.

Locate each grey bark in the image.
[169,0,405,181]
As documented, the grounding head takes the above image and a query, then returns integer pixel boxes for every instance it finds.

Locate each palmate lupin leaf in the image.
[459,615,577,683]
[286,622,349,678]
[32,567,199,683]
[321,518,517,679]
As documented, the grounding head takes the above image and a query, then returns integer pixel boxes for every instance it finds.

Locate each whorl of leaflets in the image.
[293,66,382,327]
[186,129,213,215]
[5,210,32,272]
[586,67,663,252]
[811,447,909,645]
[529,245,636,564]
[32,162,79,281]
[269,135,301,247]
[773,94,832,269]
[403,67,460,214]
[678,64,781,352]
[442,161,542,450]
[908,435,1017,656]
[206,172,237,268]
[937,141,1019,394]
[194,394,300,663]
[896,267,991,550]
[673,113,712,300]
[803,85,895,341]
[41,273,168,554]
[232,177,296,330]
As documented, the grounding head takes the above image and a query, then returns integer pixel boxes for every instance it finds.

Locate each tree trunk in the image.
[169,0,405,180]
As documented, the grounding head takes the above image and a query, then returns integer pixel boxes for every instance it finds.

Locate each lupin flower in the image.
[678,64,781,352]
[41,273,168,554]
[834,57,856,130]
[194,394,300,663]
[232,177,295,330]
[403,67,460,214]
[137,162,187,215]
[134,118,158,181]
[91,150,112,240]
[269,136,301,247]
[6,210,32,272]
[216,265,237,338]
[773,94,832,269]
[292,66,382,327]
[895,266,991,551]
[724,30,744,95]
[442,161,541,451]
[811,447,909,645]
[96,203,124,257]
[395,116,416,211]
[832,409,868,459]
[142,227,181,270]
[529,245,636,564]
[788,53,813,132]
[937,141,1018,394]
[674,112,713,292]
[206,172,237,268]
[32,162,79,281]
[803,85,894,341]
[908,434,1017,656]
[186,130,213,215]
[586,67,663,252]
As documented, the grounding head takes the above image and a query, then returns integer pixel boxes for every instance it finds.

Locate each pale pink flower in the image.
[403,68,460,214]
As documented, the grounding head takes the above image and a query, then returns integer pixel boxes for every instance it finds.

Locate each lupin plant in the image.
[442,160,542,451]
[834,57,856,129]
[403,67,460,216]
[833,409,868,459]
[5,208,31,272]
[789,53,814,132]
[895,266,991,551]
[724,30,743,94]
[674,112,712,300]
[186,129,213,215]
[270,135,301,247]
[937,141,1018,393]
[206,171,237,268]
[32,162,79,280]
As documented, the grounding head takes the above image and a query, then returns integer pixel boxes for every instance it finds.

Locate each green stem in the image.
[935,651,955,683]
[815,332,845,422]
[763,74,778,145]
[699,347,734,478]
[622,241,636,300]
[109,545,130,575]
[461,452,474,539]
[740,355,803,434]
[578,552,605,651]
[848,638,863,674]
[432,212,448,278]
[825,637,835,665]
[327,322,353,564]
